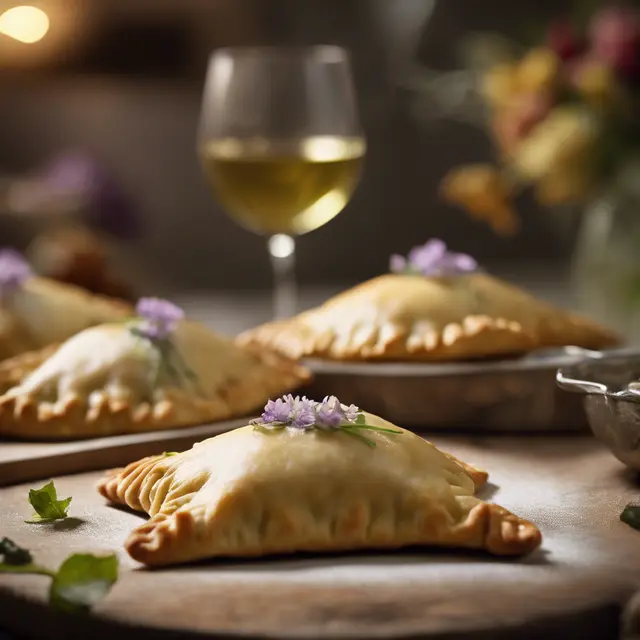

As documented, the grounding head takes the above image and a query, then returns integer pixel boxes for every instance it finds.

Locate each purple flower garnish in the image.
[253,394,361,431]
[251,395,403,446]
[252,395,404,446]
[261,397,295,424]
[389,254,407,273]
[258,395,316,429]
[135,297,185,340]
[288,396,317,429]
[389,239,478,277]
[0,249,33,297]
[315,395,346,429]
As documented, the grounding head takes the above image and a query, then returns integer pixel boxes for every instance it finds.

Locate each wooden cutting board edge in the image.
[0,418,248,487]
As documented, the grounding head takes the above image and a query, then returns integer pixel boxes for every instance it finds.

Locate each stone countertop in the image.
[1,435,639,640]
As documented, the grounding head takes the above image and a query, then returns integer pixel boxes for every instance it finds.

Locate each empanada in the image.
[0,299,309,440]
[238,243,618,361]
[98,400,541,566]
[0,249,132,362]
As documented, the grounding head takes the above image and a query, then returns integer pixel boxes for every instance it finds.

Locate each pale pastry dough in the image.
[237,273,619,361]
[0,276,132,362]
[98,412,542,566]
[0,320,309,440]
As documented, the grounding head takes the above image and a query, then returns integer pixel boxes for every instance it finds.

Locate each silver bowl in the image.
[299,346,628,433]
[557,348,640,470]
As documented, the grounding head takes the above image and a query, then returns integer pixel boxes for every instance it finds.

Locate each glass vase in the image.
[571,190,640,345]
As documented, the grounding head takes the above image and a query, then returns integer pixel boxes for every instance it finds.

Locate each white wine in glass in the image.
[198,46,365,319]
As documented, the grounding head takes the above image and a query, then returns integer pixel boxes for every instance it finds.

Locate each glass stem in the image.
[268,234,297,320]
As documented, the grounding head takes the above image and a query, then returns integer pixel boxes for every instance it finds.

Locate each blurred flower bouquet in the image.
[436,1,640,236]
[410,0,640,340]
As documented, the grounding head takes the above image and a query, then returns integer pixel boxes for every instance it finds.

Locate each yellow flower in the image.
[535,169,589,206]
[481,62,520,109]
[482,48,559,109]
[440,165,519,236]
[516,47,560,93]
[573,59,617,108]
[511,106,598,185]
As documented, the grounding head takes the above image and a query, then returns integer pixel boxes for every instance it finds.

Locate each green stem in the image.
[355,424,404,434]
[340,427,376,448]
[0,563,55,577]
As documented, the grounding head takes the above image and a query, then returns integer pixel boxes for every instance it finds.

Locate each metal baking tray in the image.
[557,350,640,470]
[300,346,640,432]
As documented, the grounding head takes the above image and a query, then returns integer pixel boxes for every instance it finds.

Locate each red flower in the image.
[548,20,583,60]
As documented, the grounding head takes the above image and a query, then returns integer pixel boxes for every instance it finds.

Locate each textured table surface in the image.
[1,434,640,640]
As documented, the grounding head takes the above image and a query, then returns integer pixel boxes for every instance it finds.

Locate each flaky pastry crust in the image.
[0,320,309,440]
[98,413,541,566]
[0,276,132,362]
[237,273,619,362]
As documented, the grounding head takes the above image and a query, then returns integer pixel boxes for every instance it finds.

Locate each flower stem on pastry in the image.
[127,297,202,394]
[250,395,403,447]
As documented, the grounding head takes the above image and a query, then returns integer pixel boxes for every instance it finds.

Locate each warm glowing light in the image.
[0,6,49,44]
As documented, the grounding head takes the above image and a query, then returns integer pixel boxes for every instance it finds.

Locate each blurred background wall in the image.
[0,0,576,293]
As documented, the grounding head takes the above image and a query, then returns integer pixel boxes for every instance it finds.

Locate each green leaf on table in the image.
[49,553,118,613]
[0,539,118,611]
[0,537,33,565]
[25,481,72,523]
[620,504,640,531]
[0,538,54,577]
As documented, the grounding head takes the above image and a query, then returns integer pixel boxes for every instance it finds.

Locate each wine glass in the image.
[198,46,365,320]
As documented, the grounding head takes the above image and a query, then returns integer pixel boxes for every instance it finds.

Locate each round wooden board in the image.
[1,436,640,640]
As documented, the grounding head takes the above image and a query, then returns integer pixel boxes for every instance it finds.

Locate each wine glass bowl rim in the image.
[209,45,350,64]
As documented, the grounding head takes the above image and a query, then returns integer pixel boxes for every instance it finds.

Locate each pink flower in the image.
[590,6,639,74]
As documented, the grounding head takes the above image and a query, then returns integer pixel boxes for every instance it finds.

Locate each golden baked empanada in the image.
[238,240,618,362]
[98,398,541,566]
[0,298,309,440]
[0,248,131,362]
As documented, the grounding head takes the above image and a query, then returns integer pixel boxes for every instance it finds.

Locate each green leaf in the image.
[0,537,33,565]
[620,504,640,531]
[355,413,367,425]
[26,481,72,523]
[162,451,179,457]
[340,426,376,448]
[49,554,118,613]
[0,541,118,611]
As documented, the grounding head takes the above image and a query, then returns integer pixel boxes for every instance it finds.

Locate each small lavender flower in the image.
[389,254,407,273]
[390,239,478,277]
[135,297,185,340]
[315,395,347,429]
[261,397,294,424]
[407,238,447,273]
[342,403,361,422]
[288,395,317,429]
[0,249,33,297]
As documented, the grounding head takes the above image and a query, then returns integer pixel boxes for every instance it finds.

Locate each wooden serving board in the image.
[1,436,640,639]
[0,418,247,487]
